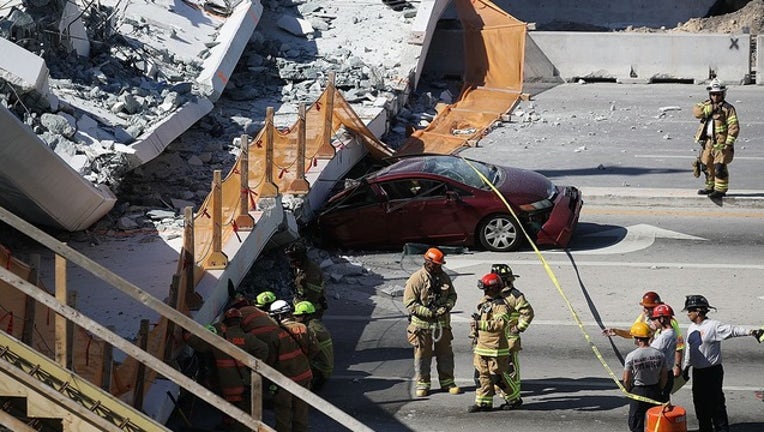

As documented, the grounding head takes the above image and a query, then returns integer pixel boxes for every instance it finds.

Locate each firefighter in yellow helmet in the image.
[692,78,739,198]
[293,300,334,391]
[403,247,461,397]
[622,321,667,432]
[468,273,516,412]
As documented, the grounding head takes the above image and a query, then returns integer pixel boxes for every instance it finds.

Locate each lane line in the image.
[329,374,763,392]
[636,155,764,160]
[441,258,764,271]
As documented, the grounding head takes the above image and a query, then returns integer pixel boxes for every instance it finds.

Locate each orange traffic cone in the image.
[645,404,687,432]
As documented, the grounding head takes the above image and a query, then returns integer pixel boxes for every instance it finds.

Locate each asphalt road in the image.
[300,83,764,432]
[459,83,764,193]
[312,203,764,432]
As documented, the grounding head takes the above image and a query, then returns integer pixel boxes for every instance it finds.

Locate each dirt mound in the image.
[624,0,764,34]
[675,0,764,33]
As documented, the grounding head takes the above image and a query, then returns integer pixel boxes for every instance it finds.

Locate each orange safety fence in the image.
[112,83,393,399]
[0,246,108,387]
[396,0,526,156]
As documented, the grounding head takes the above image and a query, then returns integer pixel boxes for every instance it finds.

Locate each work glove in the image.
[682,367,691,382]
[417,306,433,318]
[471,313,481,322]
[435,306,448,317]
[752,329,764,343]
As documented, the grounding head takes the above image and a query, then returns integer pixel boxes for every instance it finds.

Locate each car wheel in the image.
[478,214,524,252]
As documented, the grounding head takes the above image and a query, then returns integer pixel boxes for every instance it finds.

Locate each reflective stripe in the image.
[279,348,304,362]
[289,368,313,383]
[474,347,510,357]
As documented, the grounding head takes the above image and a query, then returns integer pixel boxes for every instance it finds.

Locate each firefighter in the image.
[603,291,685,380]
[468,273,516,412]
[681,295,763,432]
[270,299,317,432]
[692,78,739,198]
[492,264,533,408]
[648,304,678,402]
[293,300,334,391]
[285,242,328,318]
[622,321,667,432]
[184,308,269,431]
[403,247,461,397]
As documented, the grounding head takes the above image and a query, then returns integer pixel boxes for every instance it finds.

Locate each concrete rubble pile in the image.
[112,0,416,232]
[0,0,209,189]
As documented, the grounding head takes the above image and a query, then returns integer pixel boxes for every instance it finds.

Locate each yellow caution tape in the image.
[460,156,667,409]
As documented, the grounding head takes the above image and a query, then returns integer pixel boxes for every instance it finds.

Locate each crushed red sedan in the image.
[315,155,583,252]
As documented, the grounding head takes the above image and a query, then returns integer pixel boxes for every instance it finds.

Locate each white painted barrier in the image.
[527,32,751,84]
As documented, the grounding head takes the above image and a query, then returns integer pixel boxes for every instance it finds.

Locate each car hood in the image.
[497,166,556,204]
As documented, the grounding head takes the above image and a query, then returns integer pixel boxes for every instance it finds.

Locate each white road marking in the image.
[636,154,764,160]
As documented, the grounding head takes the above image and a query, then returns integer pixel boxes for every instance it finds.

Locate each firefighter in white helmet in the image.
[692,78,739,199]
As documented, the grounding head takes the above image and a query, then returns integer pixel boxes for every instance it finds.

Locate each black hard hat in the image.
[682,294,715,311]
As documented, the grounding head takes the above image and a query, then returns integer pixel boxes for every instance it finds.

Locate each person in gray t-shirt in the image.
[623,321,667,432]
[649,304,678,402]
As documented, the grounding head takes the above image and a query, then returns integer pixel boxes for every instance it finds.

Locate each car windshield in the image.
[422,156,499,189]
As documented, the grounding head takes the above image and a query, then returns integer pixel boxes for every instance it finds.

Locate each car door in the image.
[378,178,483,245]
[319,182,390,248]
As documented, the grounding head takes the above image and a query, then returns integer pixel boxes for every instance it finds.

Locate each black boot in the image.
[697,188,713,195]
[467,404,492,413]
[708,190,726,199]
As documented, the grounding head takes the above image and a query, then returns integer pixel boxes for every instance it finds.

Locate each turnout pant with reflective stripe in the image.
[407,324,455,389]
[473,354,512,407]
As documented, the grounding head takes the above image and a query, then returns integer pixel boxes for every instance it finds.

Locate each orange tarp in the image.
[397,0,526,156]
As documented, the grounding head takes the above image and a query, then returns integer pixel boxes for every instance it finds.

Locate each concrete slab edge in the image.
[198,0,264,101]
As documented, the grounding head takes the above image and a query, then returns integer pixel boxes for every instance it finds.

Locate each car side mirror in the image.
[445,190,460,202]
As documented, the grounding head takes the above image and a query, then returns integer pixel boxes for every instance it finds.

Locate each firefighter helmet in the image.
[639,291,663,308]
[423,247,446,265]
[490,263,518,284]
[255,291,277,308]
[682,294,715,311]
[651,304,674,319]
[293,301,316,316]
[477,273,503,290]
[706,78,726,93]
[269,299,292,316]
[630,321,652,339]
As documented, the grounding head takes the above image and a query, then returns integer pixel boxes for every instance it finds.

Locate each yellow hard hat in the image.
[630,321,652,339]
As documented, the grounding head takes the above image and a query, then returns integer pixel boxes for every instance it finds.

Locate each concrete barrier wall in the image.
[423,29,754,85]
[527,32,751,84]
